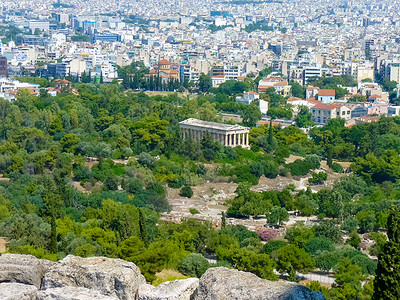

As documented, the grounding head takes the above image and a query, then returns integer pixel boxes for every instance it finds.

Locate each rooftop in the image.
[313,102,342,109]
[318,89,336,96]
[179,118,249,131]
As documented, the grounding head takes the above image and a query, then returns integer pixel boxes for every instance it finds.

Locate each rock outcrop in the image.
[0,255,325,300]
[0,282,38,300]
[0,254,55,288]
[37,287,118,300]
[139,278,199,300]
[191,267,325,300]
[42,255,146,300]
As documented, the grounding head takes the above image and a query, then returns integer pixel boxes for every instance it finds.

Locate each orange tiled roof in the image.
[318,89,335,96]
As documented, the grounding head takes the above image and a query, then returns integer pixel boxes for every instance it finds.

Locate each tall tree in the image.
[138,208,148,246]
[373,208,400,299]
[199,73,211,93]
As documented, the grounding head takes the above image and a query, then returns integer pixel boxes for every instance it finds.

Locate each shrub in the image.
[286,159,313,176]
[138,152,155,168]
[305,154,321,169]
[103,175,119,191]
[308,172,327,185]
[121,178,143,194]
[256,228,277,241]
[262,160,279,179]
[341,216,358,232]
[305,237,334,255]
[332,162,344,173]
[177,253,210,278]
[189,208,200,215]
[180,185,193,198]
[262,240,287,254]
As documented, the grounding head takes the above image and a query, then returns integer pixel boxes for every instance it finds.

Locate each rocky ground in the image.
[163,155,350,229]
[0,253,325,300]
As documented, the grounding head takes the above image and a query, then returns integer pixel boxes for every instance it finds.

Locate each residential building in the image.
[311,103,351,124]
[212,75,225,87]
[317,89,335,103]
[90,33,121,44]
[28,21,50,33]
[235,91,268,114]
[47,63,67,78]
[388,106,400,117]
[0,56,7,77]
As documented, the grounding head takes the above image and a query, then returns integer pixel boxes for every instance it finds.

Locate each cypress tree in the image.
[50,215,57,254]
[268,119,273,144]
[326,145,333,168]
[138,209,148,246]
[373,208,400,299]
[221,211,226,228]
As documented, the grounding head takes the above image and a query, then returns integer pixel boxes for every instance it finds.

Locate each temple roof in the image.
[179,118,249,132]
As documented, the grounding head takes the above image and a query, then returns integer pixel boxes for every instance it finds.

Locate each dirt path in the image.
[0,237,8,253]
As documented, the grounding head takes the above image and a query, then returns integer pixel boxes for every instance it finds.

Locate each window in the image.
[342,111,345,115]
[347,111,350,114]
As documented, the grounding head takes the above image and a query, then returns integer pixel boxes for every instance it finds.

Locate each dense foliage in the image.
[0,77,399,297]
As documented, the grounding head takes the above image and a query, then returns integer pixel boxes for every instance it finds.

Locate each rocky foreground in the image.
[0,253,325,300]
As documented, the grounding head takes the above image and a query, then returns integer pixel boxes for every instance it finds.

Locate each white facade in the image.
[236,92,268,114]
[180,118,250,149]
[29,21,50,33]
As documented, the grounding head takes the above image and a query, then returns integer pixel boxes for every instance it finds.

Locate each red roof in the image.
[287,97,302,101]
[158,59,170,65]
[369,94,381,98]
[318,89,335,96]
[313,103,342,110]
[274,81,288,86]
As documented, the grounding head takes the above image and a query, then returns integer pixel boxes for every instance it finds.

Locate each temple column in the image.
[233,133,236,147]
[246,133,249,146]
[225,134,229,146]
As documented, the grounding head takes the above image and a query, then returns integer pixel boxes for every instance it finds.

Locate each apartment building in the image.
[311,103,351,124]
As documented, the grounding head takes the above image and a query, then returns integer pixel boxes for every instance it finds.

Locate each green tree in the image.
[221,211,226,228]
[138,209,148,246]
[295,106,313,128]
[177,253,210,278]
[315,250,340,273]
[277,244,315,281]
[221,247,276,280]
[285,222,315,248]
[289,80,305,99]
[373,208,400,299]
[199,73,212,93]
[180,185,193,198]
[267,206,289,225]
[60,134,81,153]
[314,220,342,243]
[347,231,361,248]
[305,237,334,255]
[331,258,365,300]
[241,103,262,127]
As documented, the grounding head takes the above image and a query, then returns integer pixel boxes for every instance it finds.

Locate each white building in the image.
[29,21,50,33]
[388,106,400,117]
[236,92,268,114]
[180,118,250,148]
[317,89,335,103]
